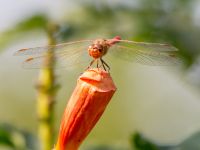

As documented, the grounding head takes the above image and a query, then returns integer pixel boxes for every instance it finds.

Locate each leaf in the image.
[0,14,48,52]
[15,15,48,32]
[0,126,14,147]
[131,132,159,150]
[0,123,38,150]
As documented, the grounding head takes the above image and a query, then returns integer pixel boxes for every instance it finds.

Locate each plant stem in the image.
[37,23,58,150]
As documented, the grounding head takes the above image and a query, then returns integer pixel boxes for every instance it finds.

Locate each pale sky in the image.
[0,0,76,31]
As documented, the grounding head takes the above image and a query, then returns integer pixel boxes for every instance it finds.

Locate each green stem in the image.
[37,23,58,150]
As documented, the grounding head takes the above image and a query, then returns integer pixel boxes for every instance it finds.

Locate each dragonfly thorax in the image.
[88,39,110,59]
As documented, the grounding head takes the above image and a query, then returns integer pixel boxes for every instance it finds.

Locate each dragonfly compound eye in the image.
[94,45,103,52]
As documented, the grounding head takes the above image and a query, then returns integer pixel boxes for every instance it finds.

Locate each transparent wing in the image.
[15,40,93,69]
[14,40,93,56]
[112,40,178,52]
[108,40,181,65]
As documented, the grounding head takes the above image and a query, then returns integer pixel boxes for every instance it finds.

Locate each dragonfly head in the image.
[88,39,109,59]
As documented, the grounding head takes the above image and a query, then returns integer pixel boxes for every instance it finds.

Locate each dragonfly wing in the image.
[112,40,178,52]
[22,50,91,69]
[108,41,181,65]
[14,40,93,56]
[16,40,93,69]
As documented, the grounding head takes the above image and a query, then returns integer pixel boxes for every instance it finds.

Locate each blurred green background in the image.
[0,0,200,150]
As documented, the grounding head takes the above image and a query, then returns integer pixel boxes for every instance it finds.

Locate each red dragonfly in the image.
[14,36,180,70]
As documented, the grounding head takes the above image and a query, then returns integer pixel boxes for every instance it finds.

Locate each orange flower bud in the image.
[55,68,116,150]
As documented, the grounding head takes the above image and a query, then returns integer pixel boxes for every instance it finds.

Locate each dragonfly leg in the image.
[86,59,95,70]
[96,59,99,68]
[100,58,110,71]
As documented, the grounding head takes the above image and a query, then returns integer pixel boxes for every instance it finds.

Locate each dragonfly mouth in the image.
[88,47,103,59]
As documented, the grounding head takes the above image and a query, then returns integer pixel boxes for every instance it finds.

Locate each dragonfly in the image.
[14,36,181,70]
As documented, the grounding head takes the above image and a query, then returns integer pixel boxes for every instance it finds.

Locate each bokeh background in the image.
[0,0,200,150]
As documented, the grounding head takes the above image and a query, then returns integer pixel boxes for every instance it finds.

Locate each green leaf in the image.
[131,132,159,150]
[15,15,48,32]
[0,14,48,52]
[0,123,37,150]
[0,126,14,147]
